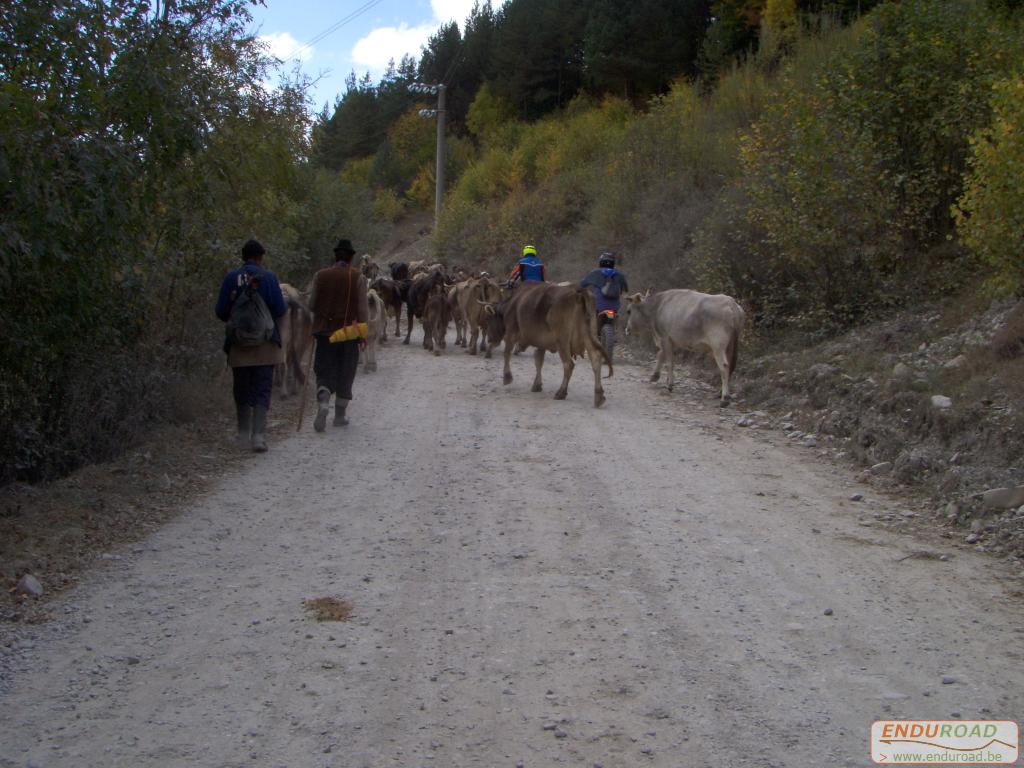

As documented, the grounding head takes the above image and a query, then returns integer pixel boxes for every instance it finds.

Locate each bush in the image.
[836,0,1024,247]
[730,1,1024,326]
[373,189,406,223]
[340,157,374,187]
[433,197,504,266]
[466,84,517,141]
[955,76,1024,295]
[0,2,382,484]
[739,28,900,325]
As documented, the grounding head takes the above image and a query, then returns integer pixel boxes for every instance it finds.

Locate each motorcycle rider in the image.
[507,244,546,287]
[579,251,629,358]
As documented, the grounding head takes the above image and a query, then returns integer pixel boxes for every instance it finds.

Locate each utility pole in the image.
[412,82,447,227]
[434,84,446,226]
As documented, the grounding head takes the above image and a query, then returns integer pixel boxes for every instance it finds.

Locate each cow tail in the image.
[728,302,744,376]
[579,289,613,378]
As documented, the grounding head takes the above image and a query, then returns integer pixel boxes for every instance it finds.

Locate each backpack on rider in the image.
[598,252,622,299]
[227,271,276,347]
[600,272,621,299]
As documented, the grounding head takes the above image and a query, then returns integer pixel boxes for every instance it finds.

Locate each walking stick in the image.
[296,337,316,431]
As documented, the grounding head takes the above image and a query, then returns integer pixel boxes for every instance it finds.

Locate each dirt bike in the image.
[598,309,617,365]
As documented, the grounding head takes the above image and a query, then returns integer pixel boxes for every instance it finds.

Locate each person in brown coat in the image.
[309,239,370,431]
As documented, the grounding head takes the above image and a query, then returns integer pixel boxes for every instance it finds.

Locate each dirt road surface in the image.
[3,331,1023,768]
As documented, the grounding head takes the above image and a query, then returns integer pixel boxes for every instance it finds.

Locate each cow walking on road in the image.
[360,254,380,281]
[423,288,451,356]
[623,289,744,406]
[483,283,612,407]
[404,270,446,345]
[449,282,467,347]
[364,288,386,372]
[458,276,502,357]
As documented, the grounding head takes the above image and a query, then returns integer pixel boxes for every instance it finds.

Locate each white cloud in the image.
[351,22,435,72]
[350,0,483,76]
[430,0,480,25]
[260,31,315,63]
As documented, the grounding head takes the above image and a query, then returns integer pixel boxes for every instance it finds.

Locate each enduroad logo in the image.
[871,721,1019,764]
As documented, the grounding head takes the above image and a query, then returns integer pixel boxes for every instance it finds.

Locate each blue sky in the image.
[250,0,481,112]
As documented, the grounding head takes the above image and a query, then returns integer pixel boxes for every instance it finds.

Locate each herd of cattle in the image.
[274,256,745,409]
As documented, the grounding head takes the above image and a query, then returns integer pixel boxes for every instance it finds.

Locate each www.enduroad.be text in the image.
[891,751,1008,763]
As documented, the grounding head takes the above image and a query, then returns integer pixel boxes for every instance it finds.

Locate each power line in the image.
[288,0,387,61]
[441,48,465,86]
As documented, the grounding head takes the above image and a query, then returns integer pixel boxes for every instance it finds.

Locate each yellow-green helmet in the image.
[522,244,537,257]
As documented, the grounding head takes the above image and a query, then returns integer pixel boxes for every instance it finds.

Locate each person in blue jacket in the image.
[579,251,629,314]
[215,239,287,452]
[579,251,629,362]
[507,244,546,286]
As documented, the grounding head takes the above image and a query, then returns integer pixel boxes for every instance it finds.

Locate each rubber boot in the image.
[333,398,350,427]
[235,404,252,448]
[251,405,268,453]
[313,386,331,433]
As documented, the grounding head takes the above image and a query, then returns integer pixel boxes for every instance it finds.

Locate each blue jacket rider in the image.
[508,244,546,284]
[579,252,629,314]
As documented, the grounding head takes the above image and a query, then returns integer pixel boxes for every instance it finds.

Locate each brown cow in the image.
[359,254,380,281]
[276,283,313,398]
[404,270,445,344]
[422,287,451,356]
[388,262,410,282]
[448,282,467,347]
[483,283,612,407]
[459,276,502,357]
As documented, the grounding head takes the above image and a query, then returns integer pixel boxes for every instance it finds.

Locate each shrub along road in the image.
[2,332,1023,767]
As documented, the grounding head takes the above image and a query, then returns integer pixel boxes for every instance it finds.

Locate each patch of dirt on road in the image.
[0,377,306,627]
[303,597,354,622]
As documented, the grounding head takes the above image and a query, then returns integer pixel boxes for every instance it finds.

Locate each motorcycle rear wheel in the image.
[601,322,614,366]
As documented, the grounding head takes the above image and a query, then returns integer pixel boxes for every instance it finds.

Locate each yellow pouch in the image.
[329,322,369,343]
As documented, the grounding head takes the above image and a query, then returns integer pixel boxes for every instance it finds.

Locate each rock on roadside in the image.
[15,574,43,598]
[980,486,1024,510]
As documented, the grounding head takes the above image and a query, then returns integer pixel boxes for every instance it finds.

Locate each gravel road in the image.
[2,332,1023,768]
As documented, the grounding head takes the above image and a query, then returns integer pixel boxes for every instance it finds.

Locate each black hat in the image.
[333,239,356,256]
[599,251,615,267]
[241,239,266,260]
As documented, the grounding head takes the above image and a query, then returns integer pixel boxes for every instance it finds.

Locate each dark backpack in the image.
[600,272,621,300]
[227,272,275,347]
